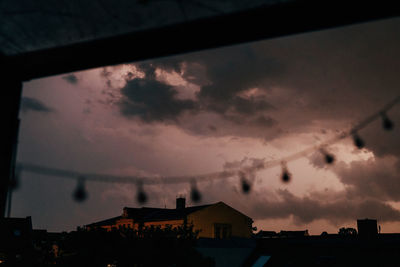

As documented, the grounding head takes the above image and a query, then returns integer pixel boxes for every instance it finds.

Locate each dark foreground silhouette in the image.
[1,224,215,267]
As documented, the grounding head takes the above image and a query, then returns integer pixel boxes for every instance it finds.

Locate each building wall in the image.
[143,219,184,229]
[115,218,135,229]
[86,224,112,231]
[88,219,185,231]
[187,202,252,238]
[86,219,135,231]
[85,202,253,238]
[101,225,113,231]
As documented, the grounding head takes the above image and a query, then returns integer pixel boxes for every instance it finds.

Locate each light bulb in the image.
[190,181,201,203]
[353,133,365,149]
[281,163,291,183]
[381,113,394,131]
[136,182,147,204]
[73,178,88,202]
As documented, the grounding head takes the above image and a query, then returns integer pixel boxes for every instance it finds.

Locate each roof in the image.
[123,207,166,220]
[85,216,122,228]
[255,231,278,238]
[214,201,253,221]
[2,1,399,80]
[87,201,254,227]
[2,0,286,57]
[125,204,212,222]
[144,205,212,221]
[86,204,213,227]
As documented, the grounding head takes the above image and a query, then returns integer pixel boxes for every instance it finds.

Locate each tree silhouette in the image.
[49,224,213,267]
[338,227,357,236]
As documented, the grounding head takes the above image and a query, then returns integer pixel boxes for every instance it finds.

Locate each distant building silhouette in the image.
[338,227,357,236]
[85,198,253,239]
[0,217,33,265]
[279,230,309,238]
[357,218,378,238]
[254,230,278,238]
[255,230,309,239]
[245,219,400,266]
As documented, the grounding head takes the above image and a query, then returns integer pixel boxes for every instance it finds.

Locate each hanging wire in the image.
[136,181,147,204]
[190,180,201,203]
[73,177,88,202]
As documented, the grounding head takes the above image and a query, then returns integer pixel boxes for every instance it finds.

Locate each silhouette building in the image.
[0,216,33,264]
[357,218,378,238]
[85,198,253,239]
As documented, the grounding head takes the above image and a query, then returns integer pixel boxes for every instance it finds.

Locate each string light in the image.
[136,181,147,204]
[73,178,88,202]
[13,96,400,201]
[381,112,394,131]
[352,133,365,149]
[281,162,291,183]
[190,180,201,203]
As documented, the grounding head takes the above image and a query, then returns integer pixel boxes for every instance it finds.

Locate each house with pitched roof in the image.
[85,198,253,239]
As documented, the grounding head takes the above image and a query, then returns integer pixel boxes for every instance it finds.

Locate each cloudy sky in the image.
[11,17,400,235]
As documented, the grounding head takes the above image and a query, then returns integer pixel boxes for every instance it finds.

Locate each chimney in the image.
[357,218,378,239]
[176,197,185,209]
[123,207,128,217]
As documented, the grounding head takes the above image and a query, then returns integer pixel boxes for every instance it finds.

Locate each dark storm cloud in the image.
[306,106,400,202]
[208,125,217,131]
[250,189,400,225]
[137,59,182,76]
[100,17,400,225]
[194,18,399,135]
[207,95,275,120]
[119,64,195,122]
[203,152,400,226]
[115,18,400,138]
[333,158,400,202]
[196,175,400,226]
[300,151,400,224]
[193,46,283,100]
[196,52,280,122]
[354,111,400,158]
[105,18,400,227]
[115,46,282,130]
[62,74,78,84]
[117,57,280,124]
[249,18,400,123]
[15,18,400,233]
[251,115,277,127]
[185,46,280,125]
[20,97,53,113]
